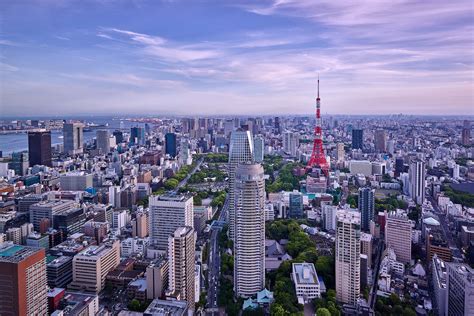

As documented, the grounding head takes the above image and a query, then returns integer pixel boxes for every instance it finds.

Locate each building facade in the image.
[234,163,265,297]
[335,210,361,305]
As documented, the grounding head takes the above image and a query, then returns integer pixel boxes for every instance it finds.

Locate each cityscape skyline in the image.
[1,0,473,116]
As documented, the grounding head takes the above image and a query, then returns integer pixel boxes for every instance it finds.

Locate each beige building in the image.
[146,257,169,300]
[69,240,120,293]
[168,226,195,311]
[385,212,412,264]
[133,211,149,238]
[360,232,373,268]
[335,210,361,305]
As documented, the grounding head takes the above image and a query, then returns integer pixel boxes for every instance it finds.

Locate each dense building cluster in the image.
[0,114,472,315]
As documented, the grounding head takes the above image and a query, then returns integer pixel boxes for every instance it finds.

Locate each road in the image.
[369,241,384,309]
[206,197,229,315]
[175,158,204,191]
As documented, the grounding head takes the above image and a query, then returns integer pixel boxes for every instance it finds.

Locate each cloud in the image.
[98,28,221,62]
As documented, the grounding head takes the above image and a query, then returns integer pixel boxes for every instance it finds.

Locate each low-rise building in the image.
[292,262,321,303]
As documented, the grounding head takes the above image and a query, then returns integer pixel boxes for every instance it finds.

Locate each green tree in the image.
[164,178,179,190]
[270,303,288,316]
[128,299,141,311]
[317,308,331,316]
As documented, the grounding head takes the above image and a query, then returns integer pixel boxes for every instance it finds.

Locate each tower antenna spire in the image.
[317,74,320,99]
[307,75,328,176]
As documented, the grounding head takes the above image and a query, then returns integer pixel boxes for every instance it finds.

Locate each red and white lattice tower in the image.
[307,79,329,175]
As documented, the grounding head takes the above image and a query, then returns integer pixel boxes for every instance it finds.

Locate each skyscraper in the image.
[253,135,264,163]
[9,151,29,176]
[336,143,345,161]
[374,129,386,152]
[228,129,254,240]
[462,120,471,146]
[352,129,363,150]
[335,210,361,305]
[289,191,304,219]
[283,131,299,157]
[165,132,177,157]
[446,263,474,315]
[63,122,84,155]
[409,159,426,205]
[28,130,52,166]
[96,130,110,154]
[234,163,265,297]
[385,212,412,264]
[149,194,193,251]
[0,243,48,315]
[168,226,195,311]
[358,187,375,231]
[130,126,145,146]
[113,130,124,144]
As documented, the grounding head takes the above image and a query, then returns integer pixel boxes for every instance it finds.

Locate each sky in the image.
[0,0,473,116]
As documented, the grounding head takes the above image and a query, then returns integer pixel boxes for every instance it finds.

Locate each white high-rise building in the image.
[283,131,299,157]
[409,159,426,205]
[168,226,195,311]
[385,212,412,264]
[149,194,193,251]
[335,209,361,305]
[228,129,254,240]
[234,163,265,298]
[253,135,264,163]
[63,122,84,155]
[322,204,337,231]
[96,130,110,154]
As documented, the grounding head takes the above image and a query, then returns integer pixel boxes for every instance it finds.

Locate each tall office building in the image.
[352,129,363,150]
[283,131,299,157]
[165,133,177,157]
[168,226,195,311]
[335,210,361,305]
[96,130,110,154]
[149,194,193,251]
[358,187,375,231]
[9,152,29,176]
[29,200,77,232]
[28,130,52,166]
[253,135,264,163]
[446,263,474,315]
[385,212,412,264]
[395,157,404,177]
[113,130,124,144]
[234,163,265,297]
[69,240,120,293]
[228,129,254,240]
[130,127,145,146]
[336,143,345,161]
[63,122,84,155]
[462,120,471,146]
[0,243,48,316]
[409,159,426,205]
[274,116,281,134]
[289,191,304,219]
[374,129,386,152]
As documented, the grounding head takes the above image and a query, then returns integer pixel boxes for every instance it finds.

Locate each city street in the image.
[206,197,228,315]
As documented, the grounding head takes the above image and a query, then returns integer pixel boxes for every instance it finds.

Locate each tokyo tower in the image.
[307,78,329,175]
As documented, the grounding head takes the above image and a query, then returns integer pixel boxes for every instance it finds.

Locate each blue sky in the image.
[1,0,473,116]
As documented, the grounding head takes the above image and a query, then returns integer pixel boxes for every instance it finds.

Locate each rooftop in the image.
[143,299,188,316]
[292,262,319,285]
[0,243,43,263]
